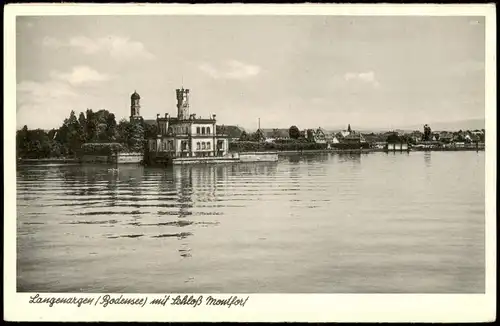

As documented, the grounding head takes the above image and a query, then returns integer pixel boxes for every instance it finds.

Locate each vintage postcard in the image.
[4,3,496,322]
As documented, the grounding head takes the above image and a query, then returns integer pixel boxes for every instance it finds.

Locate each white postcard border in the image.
[3,3,496,322]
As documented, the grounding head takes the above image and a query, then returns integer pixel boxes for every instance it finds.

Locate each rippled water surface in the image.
[17,151,485,293]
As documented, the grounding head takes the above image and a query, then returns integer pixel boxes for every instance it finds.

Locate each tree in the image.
[480,130,485,142]
[116,119,131,145]
[386,132,401,144]
[86,109,102,143]
[78,112,87,142]
[144,122,158,139]
[126,121,145,152]
[16,127,63,159]
[239,131,249,141]
[272,128,281,140]
[289,125,300,139]
[104,113,117,141]
[423,124,432,141]
[16,125,29,158]
[306,129,315,142]
[54,110,84,157]
[249,131,261,142]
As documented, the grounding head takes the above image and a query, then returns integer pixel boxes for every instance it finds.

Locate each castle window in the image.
[197,127,200,134]
[196,142,200,150]
[207,127,211,134]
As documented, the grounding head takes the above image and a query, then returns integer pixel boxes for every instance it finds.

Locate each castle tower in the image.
[130,90,141,121]
[176,88,190,120]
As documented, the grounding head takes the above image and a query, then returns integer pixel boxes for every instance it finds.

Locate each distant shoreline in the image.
[17,147,485,165]
[234,148,484,155]
[17,158,80,164]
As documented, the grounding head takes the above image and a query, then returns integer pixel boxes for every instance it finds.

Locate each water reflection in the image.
[424,152,432,168]
[174,167,193,218]
[17,152,485,293]
[337,152,362,163]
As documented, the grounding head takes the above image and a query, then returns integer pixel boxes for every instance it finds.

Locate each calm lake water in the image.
[16,151,485,293]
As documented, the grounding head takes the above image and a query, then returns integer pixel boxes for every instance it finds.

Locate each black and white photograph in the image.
[4,3,496,323]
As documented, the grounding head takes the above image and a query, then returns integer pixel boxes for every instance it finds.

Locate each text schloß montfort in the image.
[205,295,249,308]
[151,295,250,308]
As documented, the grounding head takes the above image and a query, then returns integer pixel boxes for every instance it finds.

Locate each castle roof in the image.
[259,128,290,139]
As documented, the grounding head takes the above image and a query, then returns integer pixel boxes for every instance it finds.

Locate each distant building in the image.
[258,128,290,142]
[312,128,327,144]
[340,130,351,138]
[144,88,229,158]
[439,132,454,143]
[217,125,245,142]
[342,132,367,145]
[409,130,424,143]
[339,124,367,145]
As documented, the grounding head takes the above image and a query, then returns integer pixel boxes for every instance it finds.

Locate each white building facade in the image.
[146,88,229,159]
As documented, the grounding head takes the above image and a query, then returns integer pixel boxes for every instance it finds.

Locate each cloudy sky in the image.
[16,15,485,131]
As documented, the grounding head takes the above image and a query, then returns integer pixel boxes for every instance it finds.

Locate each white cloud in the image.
[50,66,112,86]
[17,65,114,129]
[199,60,261,80]
[43,35,155,60]
[199,63,219,79]
[17,80,79,129]
[344,71,380,87]
[42,36,63,48]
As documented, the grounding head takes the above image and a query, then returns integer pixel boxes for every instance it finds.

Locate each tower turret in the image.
[176,88,190,120]
[130,90,141,121]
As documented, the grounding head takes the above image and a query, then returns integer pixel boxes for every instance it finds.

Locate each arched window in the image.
[202,142,206,150]
[207,127,211,134]
[197,127,200,134]
[196,142,200,150]
[207,142,211,150]
[202,127,206,135]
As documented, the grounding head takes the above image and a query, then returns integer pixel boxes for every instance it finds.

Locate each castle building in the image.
[139,87,229,160]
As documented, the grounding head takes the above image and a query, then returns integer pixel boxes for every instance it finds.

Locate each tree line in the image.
[16,109,158,159]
